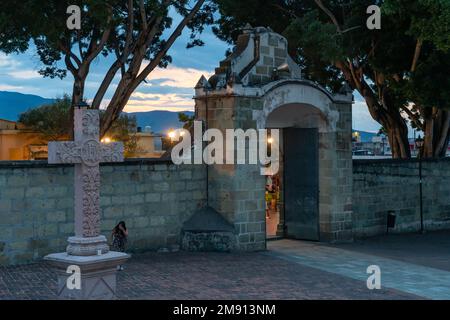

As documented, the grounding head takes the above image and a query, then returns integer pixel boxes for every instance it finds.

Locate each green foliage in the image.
[378,126,387,135]
[0,0,219,136]
[178,112,195,129]
[286,11,344,63]
[383,0,450,52]
[18,96,140,156]
[214,0,450,110]
[0,0,216,79]
[18,95,72,141]
[284,10,346,92]
[104,113,141,157]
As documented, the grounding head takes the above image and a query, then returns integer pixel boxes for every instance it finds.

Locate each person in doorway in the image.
[111,221,128,271]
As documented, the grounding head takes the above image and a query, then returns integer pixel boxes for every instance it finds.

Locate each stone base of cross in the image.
[44,105,129,299]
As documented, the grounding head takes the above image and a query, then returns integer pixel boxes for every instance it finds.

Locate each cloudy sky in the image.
[0,12,382,133]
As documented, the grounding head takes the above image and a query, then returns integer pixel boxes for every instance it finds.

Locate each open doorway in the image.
[265,172,282,239]
[264,102,322,241]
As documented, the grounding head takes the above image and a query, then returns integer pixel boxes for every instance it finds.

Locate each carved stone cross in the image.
[48,106,123,256]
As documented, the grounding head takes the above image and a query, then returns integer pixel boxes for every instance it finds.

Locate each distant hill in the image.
[0,91,54,121]
[126,110,194,134]
[0,91,192,133]
[1,91,378,137]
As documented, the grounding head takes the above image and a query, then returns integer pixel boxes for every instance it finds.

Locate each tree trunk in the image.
[97,0,206,137]
[335,61,411,158]
[100,78,135,137]
[68,77,85,139]
[422,108,450,158]
[370,106,411,159]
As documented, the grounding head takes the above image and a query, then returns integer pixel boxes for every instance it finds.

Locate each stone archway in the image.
[193,27,354,251]
[261,83,339,241]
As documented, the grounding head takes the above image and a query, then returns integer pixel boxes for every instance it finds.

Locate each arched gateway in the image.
[192,27,353,250]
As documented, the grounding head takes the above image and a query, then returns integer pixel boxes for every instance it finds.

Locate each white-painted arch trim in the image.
[253,81,340,132]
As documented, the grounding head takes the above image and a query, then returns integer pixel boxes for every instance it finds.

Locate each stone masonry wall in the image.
[352,158,450,238]
[0,159,206,265]
[196,96,267,252]
[318,101,353,242]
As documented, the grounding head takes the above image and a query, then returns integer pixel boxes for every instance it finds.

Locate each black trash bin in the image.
[387,211,396,233]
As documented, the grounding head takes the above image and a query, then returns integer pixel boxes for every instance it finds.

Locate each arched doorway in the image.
[193,27,354,251]
[251,79,352,244]
[264,103,328,240]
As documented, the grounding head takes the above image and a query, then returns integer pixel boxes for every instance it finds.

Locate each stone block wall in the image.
[0,159,206,265]
[316,101,353,242]
[196,96,267,251]
[352,158,450,237]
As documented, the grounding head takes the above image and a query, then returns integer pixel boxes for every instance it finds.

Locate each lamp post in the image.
[415,135,424,233]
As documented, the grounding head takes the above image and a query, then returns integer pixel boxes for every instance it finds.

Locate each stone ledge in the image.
[45,251,130,267]
[0,157,173,169]
[353,157,450,166]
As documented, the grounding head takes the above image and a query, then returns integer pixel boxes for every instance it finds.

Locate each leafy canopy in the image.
[18,95,141,156]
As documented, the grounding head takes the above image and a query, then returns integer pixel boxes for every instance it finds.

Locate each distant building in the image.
[352,130,390,157]
[0,119,47,160]
[0,119,164,161]
[353,130,450,158]
[132,129,164,158]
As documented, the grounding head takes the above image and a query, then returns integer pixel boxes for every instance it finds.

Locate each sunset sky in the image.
[0,13,383,133]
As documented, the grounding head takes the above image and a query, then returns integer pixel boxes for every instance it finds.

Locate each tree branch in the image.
[400,104,423,130]
[314,0,342,33]
[85,10,113,64]
[122,0,135,63]
[59,43,82,69]
[139,0,148,30]
[411,38,422,72]
[134,0,206,88]
[64,53,79,77]
[91,60,121,109]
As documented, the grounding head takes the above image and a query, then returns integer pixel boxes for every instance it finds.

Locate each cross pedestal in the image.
[44,106,129,299]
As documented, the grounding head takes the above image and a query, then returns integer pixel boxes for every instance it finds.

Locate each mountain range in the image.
[0,91,192,134]
[0,91,54,121]
[1,91,377,137]
[125,110,193,134]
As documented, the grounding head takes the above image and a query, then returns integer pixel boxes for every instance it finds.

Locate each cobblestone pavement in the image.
[0,250,419,300]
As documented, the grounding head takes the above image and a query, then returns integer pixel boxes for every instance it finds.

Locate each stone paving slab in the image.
[0,251,418,300]
[267,239,450,300]
[329,230,450,272]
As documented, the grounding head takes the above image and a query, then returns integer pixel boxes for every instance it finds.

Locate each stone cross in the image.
[48,106,123,256]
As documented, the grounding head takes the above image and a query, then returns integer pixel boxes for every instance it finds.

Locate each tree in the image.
[213,0,450,158]
[18,95,72,141]
[0,0,217,137]
[178,112,195,129]
[104,112,141,157]
[18,95,141,156]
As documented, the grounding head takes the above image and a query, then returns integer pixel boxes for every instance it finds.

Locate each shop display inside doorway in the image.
[266,174,281,238]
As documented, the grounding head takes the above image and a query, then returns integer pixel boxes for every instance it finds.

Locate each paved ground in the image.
[0,251,417,300]
[268,238,450,299]
[1,231,449,300]
[329,230,450,272]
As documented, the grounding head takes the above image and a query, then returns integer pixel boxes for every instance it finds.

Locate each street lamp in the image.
[415,135,425,233]
[101,137,112,144]
[168,130,176,141]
